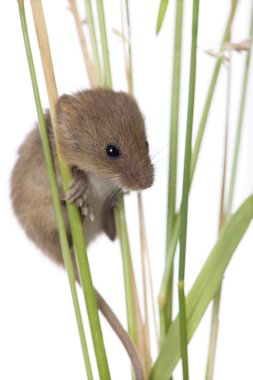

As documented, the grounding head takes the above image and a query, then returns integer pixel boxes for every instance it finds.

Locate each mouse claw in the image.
[81,205,94,222]
[76,196,84,208]
[81,205,89,216]
[89,210,95,222]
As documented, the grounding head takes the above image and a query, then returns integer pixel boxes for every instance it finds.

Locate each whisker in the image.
[151,150,168,163]
[150,143,168,160]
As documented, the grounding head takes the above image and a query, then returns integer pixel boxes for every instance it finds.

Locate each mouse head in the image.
[56,89,154,191]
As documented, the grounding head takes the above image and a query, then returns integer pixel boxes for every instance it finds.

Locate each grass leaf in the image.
[151,195,253,379]
[156,0,169,35]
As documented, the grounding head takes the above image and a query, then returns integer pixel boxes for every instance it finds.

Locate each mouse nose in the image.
[139,163,154,189]
[123,161,154,190]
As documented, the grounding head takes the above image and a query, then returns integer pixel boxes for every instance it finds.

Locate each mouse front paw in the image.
[65,167,94,222]
[66,167,89,203]
[65,167,89,205]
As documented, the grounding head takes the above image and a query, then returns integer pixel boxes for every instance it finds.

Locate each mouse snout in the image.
[123,160,154,191]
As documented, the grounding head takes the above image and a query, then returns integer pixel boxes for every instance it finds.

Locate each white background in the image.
[1,0,253,379]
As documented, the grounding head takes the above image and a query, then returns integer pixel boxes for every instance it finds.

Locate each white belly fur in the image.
[83,172,118,244]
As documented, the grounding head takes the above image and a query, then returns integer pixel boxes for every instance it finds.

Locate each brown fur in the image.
[11,89,153,261]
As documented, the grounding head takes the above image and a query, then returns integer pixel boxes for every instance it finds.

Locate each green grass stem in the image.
[166,0,184,255]
[151,195,253,379]
[116,198,137,344]
[159,214,180,306]
[96,0,112,87]
[137,193,152,373]
[162,0,184,344]
[18,3,93,379]
[178,1,199,378]
[83,0,102,83]
[29,1,110,378]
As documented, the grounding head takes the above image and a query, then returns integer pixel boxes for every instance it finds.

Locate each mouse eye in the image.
[106,144,121,159]
[145,141,149,151]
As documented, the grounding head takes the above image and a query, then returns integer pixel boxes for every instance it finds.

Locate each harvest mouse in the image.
[11,89,154,379]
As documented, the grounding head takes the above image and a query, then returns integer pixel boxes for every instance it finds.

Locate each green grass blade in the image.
[137,192,152,373]
[159,214,180,305]
[178,0,199,378]
[96,0,112,87]
[18,2,93,379]
[161,0,184,343]
[115,198,137,344]
[83,0,102,83]
[151,195,253,379]
[156,0,169,35]
[166,0,184,253]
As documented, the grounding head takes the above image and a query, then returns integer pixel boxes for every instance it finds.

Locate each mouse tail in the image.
[95,289,145,380]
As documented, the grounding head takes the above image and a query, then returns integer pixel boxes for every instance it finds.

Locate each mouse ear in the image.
[56,94,82,126]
